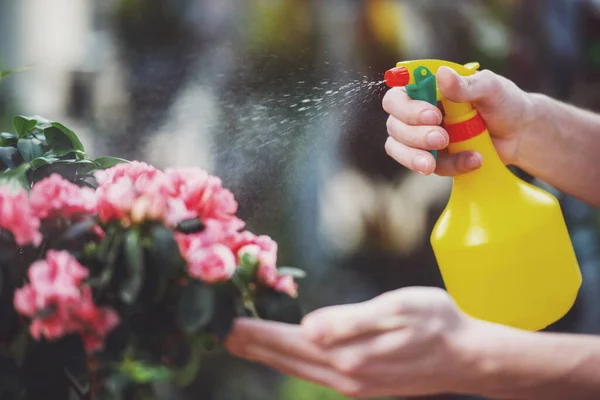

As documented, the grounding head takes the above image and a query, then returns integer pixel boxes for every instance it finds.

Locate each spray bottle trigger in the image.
[405,66,440,161]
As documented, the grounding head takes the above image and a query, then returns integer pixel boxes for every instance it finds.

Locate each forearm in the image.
[515,93,600,207]
[468,322,600,399]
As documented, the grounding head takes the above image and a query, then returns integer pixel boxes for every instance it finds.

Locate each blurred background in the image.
[2,0,600,399]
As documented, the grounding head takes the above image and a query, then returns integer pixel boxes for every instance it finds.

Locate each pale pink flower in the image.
[0,187,42,247]
[29,174,97,220]
[185,241,236,283]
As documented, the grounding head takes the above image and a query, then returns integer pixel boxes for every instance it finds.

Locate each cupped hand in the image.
[225,286,484,398]
[382,66,537,176]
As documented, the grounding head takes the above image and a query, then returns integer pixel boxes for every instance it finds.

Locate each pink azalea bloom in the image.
[96,177,136,222]
[0,187,42,247]
[29,174,97,220]
[13,250,119,352]
[165,168,240,225]
[226,231,278,269]
[95,162,174,225]
[273,275,298,298]
[71,286,120,352]
[185,241,236,283]
[94,161,161,188]
[25,250,89,310]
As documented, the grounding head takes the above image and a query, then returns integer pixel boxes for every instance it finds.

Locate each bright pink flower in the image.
[184,241,236,283]
[29,174,97,220]
[13,250,119,352]
[0,187,42,247]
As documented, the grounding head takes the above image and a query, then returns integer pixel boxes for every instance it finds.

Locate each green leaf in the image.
[175,218,205,234]
[44,122,85,153]
[7,328,29,367]
[0,65,30,80]
[58,335,89,392]
[12,115,38,138]
[94,156,129,169]
[234,253,259,285]
[0,163,30,190]
[172,335,205,387]
[177,281,215,334]
[0,147,23,170]
[121,361,172,383]
[149,224,183,300]
[0,132,17,146]
[120,228,145,304]
[61,218,97,242]
[208,284,238,341]
[97,373,129,400]
[255,286,304,324]
[29,156,58,169]
[277,266,307,279]
[17,138,44,162]
[47,148,86,159]
[149,225,182,271]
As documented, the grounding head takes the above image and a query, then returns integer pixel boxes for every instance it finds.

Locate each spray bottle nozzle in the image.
[384,67,410,87]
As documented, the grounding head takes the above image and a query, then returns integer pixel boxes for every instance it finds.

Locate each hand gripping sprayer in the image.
[384,60,582,331]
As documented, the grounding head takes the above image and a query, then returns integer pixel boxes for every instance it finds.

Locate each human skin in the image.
[225,287,600,399]
[225,68,600,398]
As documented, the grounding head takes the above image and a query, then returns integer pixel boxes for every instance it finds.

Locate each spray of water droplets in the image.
[149,65,388,200]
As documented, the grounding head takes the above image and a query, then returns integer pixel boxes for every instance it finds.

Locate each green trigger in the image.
[406,66,439,161]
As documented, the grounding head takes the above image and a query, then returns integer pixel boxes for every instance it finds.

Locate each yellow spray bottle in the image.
[384,60,582,331]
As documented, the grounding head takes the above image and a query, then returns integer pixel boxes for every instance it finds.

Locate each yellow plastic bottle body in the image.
[431,130,582,331]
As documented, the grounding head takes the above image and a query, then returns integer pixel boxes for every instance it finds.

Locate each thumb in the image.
[436,66,506,109]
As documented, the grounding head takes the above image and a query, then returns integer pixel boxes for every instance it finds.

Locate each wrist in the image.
[453,318,534,399]
[512,92,554,170]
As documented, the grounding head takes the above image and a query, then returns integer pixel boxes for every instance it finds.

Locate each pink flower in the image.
[23,250,89,310]
[94,161,162,189]
[226,231,278,270]
[29,174,97,220]
[0,187,42,247]
[165,168,241,226]
[222,230,298,297]
[71,287,120,352]
[95,162,172,225]
[273,275,298,298]
[185,241,236,283]
[96,177,136,222]
[13,250,119,352]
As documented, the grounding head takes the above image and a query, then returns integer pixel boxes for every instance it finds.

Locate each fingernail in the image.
[465,154,482,170]
[413,155,430,173]
[427,131,447,148]
[421,110,440,125]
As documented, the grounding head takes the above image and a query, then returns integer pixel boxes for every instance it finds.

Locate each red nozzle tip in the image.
[384,67,410,87]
